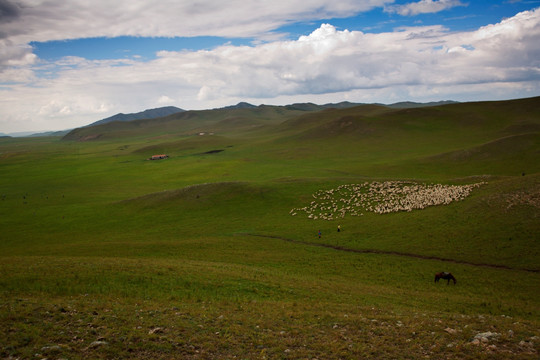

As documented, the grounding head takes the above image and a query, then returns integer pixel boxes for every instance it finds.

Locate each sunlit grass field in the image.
[1,98,539,359]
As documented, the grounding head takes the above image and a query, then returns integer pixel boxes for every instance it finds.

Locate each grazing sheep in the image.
[291,181,486,219]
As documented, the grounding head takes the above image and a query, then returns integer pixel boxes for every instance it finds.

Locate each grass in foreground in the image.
[1,248,539,359]
[2,294,539,359]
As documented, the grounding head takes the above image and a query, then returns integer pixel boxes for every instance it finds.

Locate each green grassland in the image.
[1,97,539,359]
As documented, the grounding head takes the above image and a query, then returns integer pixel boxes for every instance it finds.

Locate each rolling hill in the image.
[61,103,319,141]
[88,106,185,126]
[61,100,464,141]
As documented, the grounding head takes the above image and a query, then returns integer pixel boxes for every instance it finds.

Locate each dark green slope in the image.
[273,97,540,143]
[420,133,540,176]
[246,96,540,179]
[90,106,185,126]
[61,96,540,177]
[273,104,393,136]
[62,105,316,141]
[62,99,475,142]
[130,135,238,157]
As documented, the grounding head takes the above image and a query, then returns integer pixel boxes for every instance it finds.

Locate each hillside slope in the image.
[89,106,185,126]
[61,100,474,142]
[62,104,316,141]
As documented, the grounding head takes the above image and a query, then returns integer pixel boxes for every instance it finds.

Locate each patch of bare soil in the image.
[504,187,540,210]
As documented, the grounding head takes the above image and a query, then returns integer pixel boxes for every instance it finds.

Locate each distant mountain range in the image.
[62,99,473,142]
[2,101,459,138]
[220,100,458,111]
[382,100,458,109]
[220,102,258,110]
[0,130,72,138]
[88,106,185,126]
[0,106,185,137]
[87,100,458,125]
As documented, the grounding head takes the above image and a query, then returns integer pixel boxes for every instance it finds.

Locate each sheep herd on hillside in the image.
[290,181,486,220]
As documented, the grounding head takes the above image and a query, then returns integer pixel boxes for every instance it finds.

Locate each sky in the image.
[1,0,540,134]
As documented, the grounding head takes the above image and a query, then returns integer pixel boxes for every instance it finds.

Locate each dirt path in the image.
[244,233,539,273]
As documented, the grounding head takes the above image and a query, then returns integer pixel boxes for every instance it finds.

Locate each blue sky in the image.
[30,36,254,62]
[1,0,540,133]
[31,1,536,62]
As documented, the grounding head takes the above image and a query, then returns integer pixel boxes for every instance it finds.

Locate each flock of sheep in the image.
[290,181,486,220]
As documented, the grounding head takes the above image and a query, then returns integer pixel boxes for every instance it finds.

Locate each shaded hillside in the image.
[89,106,185,126]
[62,105,316,141]
[119,181,257,209]
[384,96,540,128]
[131,134,237,157]
[284,101,362,111]
[431,133,540,161]
[220,102,257,110]
[62,101,371,141]
[62,97,540,146]
[384,100,458,109]
[277,96,540,141]
[420,133,540,176]
[29,129,72,137]
[274,104,394,136]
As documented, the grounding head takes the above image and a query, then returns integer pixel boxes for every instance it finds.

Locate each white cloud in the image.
[0,0,394,98]
[0,0,392,69]
[385,0,467,16]
[0,38,37,79]
[157,95,175,105]
[158,9,539,100]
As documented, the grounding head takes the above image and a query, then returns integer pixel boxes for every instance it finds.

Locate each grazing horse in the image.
[435,272,456,285]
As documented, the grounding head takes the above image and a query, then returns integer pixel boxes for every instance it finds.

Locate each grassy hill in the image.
[89,106,185,126]
[61,104,326,141]
[1,97,539,359]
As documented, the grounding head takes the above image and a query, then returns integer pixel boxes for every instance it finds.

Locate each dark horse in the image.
[435,272,456,285]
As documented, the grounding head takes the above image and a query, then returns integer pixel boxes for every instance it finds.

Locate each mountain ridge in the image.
[89,106,185,127]
[7,100,463,138]
[60,98,540,142]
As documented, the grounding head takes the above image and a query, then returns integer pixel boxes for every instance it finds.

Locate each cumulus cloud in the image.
[157,95,175,105]
[385,0,467,16]
[0,38,36,79]
[0,0,392,83]
[0,1,391,42]
[150,9,540,101]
